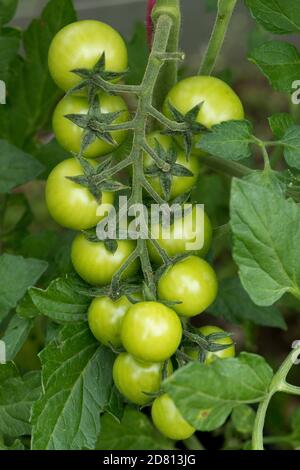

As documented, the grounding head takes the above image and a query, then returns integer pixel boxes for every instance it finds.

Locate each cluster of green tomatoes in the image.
[46,19,242,441]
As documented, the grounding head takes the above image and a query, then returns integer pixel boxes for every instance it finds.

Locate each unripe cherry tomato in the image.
[163,76,244,155]
[121,301,182,362]
[45,158,114,230]
[71,234,139,286]
[148,205,212,264]
[53,93,129,158]
[88,296,133,348]
[157,256,218,317]
[151,393,195,440]
[113,353,173,405]
[185,325,235,364]
[143,132,200,199]
[48,20,128,92]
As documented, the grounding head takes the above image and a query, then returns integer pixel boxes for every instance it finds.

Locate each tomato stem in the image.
[152,0,181,110]
[199,0,237,76]
[183,434,205,450]
[252,343,300,450]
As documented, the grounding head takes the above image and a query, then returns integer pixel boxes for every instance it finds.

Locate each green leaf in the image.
[244,0,300,35]
[0,439,25,450]
[0,0,76,146]
[0,28,20,82]
[29,275,90,323]
[281,126,300,170]
[127,23,148,85]
[97,407,174,450]
[31,323,115,450]
[231,405,255,435]
[0,364,41,438]
[34,139,69,179]
[0,140,44,193]
[0,254,48,320]
[164,353,273,432]
[249,41,300,94]
[0,0,18,27]
[1,315,34,361]
[197,121,253,161]
[208,278,286,329]
[268,113,296,140]
[230,178,300,306]
[105,386,125,422]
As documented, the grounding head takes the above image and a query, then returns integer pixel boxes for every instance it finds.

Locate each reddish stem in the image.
[146,0,156,48]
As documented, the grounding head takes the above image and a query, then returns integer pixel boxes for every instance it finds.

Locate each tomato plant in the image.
[1,0,300,456]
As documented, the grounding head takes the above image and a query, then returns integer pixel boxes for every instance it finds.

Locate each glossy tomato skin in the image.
[45,158,114,230]
[148,205,212,264]
[163,76,244,155]
[143,132,200,199]
[121,301,182,362]
[88,296,133,348]
[71,234,139,286]
[185,325,235,364]
[113,353,173,405]
[48,20,128,92]
[157,256,218,317]
[53,94,129,158]
[151,393,195,440]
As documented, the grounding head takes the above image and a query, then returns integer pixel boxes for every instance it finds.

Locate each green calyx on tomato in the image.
[121,301,182,362]
[185,325,235,364]
[88,295,133,348]
[163,75,244,156]
[45,158,114,230]
[48,20,128,92]
[157,256,218,317]
[148,205,212,265]
[151,393,195,441]
[113,353,173,406]
[71,234,139,286]
[53,93,129,158]
[143,132,200,200]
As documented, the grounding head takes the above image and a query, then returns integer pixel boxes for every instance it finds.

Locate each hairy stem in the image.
[200,154,253,178]
[152,0,181,109]
[199,0,237,76]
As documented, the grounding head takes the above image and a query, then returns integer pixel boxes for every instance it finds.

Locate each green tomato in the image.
[48,20,128,92]
[143,132,200,199]
[53,93,129,158]
[71,234,139,286]
[88,295,133,348]
[45,158,114,230]
[157,256,218,317]
[121,301,182,362]
[163,76,244,155]
[148,205,212,264]
[113,353,173,406]
[185,325,235,364]
[151,393,195,440]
